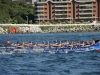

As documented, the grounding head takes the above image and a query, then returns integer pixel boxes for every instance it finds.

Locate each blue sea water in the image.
[0,32,100,75]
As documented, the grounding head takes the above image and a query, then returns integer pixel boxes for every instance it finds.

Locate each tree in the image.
[15,16,25,24]
[29,20,32,24]
[80,20,84,23]
[9,8,18,18]
[0,0,34,24]
[72,20,75,24]
[51,20,55,24]
[42,20,45,24]
[57,20,61,24]
[34,21,38,24]
[90,19,93,23]
[1,0,12,4]
[65,20,68,24]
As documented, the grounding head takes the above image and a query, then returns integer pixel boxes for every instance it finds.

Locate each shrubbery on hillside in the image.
[0,0,34,24]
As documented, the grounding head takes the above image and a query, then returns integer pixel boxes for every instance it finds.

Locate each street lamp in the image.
[38,15,40,25]
[26,16,28,24]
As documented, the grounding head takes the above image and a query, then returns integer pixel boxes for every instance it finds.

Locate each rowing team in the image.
[5,40,100,49]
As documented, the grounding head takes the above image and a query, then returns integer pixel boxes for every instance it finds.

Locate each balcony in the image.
[34,16,46,20]
[76,0,94,2]
[55,13,67,15]
[79,4,92,6]
[79,8,92,11]
[79,16,93,19]
[52,1,70,3]
[79,17,93,19]
[55,17,67,19]
[55,5,67,7]
[34,14,44,16]
[79,12,92,15]
[55,9,67,11]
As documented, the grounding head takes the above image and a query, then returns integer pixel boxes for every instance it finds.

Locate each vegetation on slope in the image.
[0,0,34,24]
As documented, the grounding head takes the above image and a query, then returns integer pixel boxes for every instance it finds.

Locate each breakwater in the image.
[0,24,100,34]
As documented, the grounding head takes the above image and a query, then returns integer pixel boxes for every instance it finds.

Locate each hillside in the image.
[0,0,34,24]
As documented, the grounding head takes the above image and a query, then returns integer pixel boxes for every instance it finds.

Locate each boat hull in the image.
[0,43,100,53]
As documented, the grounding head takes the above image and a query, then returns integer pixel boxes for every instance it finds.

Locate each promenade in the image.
[0,23,98,26]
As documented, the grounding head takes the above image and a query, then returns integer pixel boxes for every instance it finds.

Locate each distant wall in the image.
[0,23,96,26]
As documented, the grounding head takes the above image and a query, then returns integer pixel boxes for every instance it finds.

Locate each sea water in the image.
[0,32,100,75]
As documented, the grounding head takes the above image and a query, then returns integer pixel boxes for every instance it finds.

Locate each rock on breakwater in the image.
[0,25,100,34]
[18,26,43,33]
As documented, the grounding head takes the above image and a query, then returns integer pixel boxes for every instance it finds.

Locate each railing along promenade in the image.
[0,23,100,26]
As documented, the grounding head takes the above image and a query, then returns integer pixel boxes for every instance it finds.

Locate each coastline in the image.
[0,24,100,34]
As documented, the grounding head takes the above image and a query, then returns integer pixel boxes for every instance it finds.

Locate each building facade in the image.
[34,0,100,24]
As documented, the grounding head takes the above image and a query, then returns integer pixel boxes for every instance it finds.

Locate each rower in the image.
[65,40,70,46]
[63,40,73,48]
[44,42,50,47]
[76,41,81,46]
[80,41,85,47]
[5,39,11,47]
[6,39,10,44]
[38,41,45,47]
[28,41,33,47]
[91,40,95,45]
[33,43,37,48]
[52,41,62,48]
[14,41,24,48]
[85,41,91,47]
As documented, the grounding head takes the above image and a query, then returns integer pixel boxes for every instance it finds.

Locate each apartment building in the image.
[34,0,100,24]
[75,0,100,23]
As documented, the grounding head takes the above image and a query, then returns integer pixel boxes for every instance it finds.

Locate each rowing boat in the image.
[0,42,100,54]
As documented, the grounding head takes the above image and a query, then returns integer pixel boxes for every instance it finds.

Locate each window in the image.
[44,12,47,14]
[93,2,96,4]
[93,14,95,16]
[45,16,47,18]
[69,11,71,13]
[44,8,47,10]
[44,4,47,5]
[93,10,96,12]
[93,6,96,8]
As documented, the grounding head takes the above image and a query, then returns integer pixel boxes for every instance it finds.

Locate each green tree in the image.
[72,20,75,24]
[51,20,55,24]
[29,20,32,24]
[42,20,45,24]
[90,19,93,23]
[15,16,25,24]
[0,0,34,24]
[34,21,38,24]
[65,20,68,24]
[80,20,84,23]
[57,20,61,24]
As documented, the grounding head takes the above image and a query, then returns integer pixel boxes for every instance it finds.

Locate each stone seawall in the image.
[0,25,100,34]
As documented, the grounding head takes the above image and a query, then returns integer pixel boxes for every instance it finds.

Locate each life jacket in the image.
[6,40,10,44]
